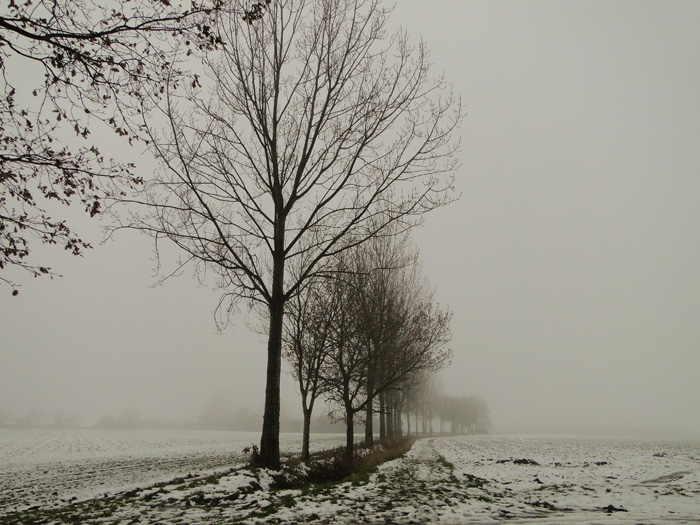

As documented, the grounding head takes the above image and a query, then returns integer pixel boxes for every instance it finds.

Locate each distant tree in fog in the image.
[439,395,491,434]
[0,406,10,426]
[197,391,236,430]
[402,370,443,436]
[315,239,452,460]
[52,410,82,428]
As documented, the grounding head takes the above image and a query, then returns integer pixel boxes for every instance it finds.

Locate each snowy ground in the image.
[2,432,700,523]
[0,429,345,515]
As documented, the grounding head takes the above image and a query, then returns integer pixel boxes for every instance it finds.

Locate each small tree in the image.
[319,268,368,461]
[424,373,443,435]
[283,277,338,461]
[123,0,460,468]
[464,395,491,433]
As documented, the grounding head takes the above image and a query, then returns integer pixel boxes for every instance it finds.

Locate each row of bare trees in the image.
[395,374,492,438]
[2,0,461,469]
[283,231,452,461]
[436,394,491,435]
[120,0,460,468]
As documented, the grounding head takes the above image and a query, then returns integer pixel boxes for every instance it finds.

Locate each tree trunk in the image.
[386,393,394,438]
[301,405,311,462]
[260,243,286,469]
[406,406,411,436]
[379,392,386,439]
[365,365,374,445]
[395,403,402,438]
[345,409,354,462]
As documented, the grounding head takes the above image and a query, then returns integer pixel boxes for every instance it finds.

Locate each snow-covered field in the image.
[432,434,700,523]
[0,428,346,515]
[2,432,700,523]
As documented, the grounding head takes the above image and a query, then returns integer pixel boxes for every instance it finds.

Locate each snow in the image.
[2,431,699,523]
[0,428,345,513]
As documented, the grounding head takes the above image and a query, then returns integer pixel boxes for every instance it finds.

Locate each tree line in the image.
[281,226,492,461]
[1,0,462,469]
[283,229,452,460]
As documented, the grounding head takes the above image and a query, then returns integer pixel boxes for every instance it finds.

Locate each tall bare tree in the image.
[123,0,460,468]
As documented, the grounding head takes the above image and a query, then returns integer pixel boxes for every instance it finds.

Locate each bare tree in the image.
[420,371,444,436]
[400,370,443,437]
[318,266,368,461]
[0,0,231,294]
[282,276,337,461]
[401,370,427,437]
[319,240,452,459]
[438,395,490,434]
[352,229,419,445]
[122,0,459,468]
[464,395,491,434]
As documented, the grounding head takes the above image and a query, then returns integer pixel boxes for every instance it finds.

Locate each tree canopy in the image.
[0,0,224,294]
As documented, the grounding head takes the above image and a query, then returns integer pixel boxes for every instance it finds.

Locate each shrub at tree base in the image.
[269,437,417,489]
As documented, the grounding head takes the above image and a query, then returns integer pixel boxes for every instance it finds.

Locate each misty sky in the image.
[2,1,699,436]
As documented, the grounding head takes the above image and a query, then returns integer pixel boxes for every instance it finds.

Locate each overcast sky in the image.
[2,1,699,436]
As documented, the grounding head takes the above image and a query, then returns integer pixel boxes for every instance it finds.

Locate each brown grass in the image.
[272,437,417,489]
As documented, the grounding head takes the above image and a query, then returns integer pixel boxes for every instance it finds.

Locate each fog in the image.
[2,2,700,437]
